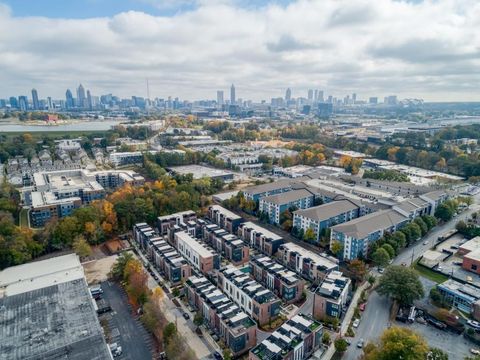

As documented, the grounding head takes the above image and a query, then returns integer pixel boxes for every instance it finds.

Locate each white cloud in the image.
[0,0,480,101]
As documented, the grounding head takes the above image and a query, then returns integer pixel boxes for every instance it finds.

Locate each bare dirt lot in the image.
[83,255,118,284]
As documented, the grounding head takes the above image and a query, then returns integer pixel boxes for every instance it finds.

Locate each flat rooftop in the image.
[168,165,234,179]
[0,278,111,360]
[239,221,283,240]
[279,242,338,271]
[0,254,84,298]
[175,231,216,258]
[210,204,242,220]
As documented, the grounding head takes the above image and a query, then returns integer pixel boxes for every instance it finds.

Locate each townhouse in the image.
[203,224,250,265]
[259,189,315,225]
[217,266,281,326]
[293,199,364,243]
[185,275,257,357]
[157,210,197,235]
[173,230,220,275]
[277,242,339,283]
[133,223,191,285]
[249,314,323,360]
[250,256,305,304]
[313,271,351,320]
[208,205,244,233]
[330,209,410,260]
[237,221,284,256]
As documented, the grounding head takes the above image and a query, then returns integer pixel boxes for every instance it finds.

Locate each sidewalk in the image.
[130,242,214,359]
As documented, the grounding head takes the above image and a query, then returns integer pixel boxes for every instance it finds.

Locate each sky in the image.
[0,0,479,102]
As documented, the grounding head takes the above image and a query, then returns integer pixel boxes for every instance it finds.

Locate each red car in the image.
[359,303,366,311]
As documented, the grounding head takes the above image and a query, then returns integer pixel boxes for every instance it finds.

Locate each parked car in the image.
[357,339,364,349]
[401,262,407,267]
[182,312,190,320]
[378,267,385,274]
[353,319,360,328]
[213,351,223,359]
[359,303,366,311]
[423,240,429,245]
[471,349,480,355]
[467,320,480,330]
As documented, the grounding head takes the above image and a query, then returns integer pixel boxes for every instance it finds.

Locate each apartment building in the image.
[313,271,351,320]
[203,224,249,265]
[330,209,409,260]
[250,256,305,304]
[109,151,144,167]
[419,190,451,216]
[174,230,220,274]
[259,189,315,225]
[293,199,363,243]
[243,179,296,203]
[149,238,191,285]
[208,204,244,233]
[185,275,257,357]
[249,314,323,360]
[237,221,284,256]
[278,242,339,283]
[157,210,197,235]
[29,193,82,228]
[217,266,281,326]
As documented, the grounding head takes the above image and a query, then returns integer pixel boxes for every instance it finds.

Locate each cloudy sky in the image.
[0,0,479,102]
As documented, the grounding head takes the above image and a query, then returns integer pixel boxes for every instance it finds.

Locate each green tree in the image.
[223,349,233,360]
[334,338,348,353]
[193,312,203,327]
[330,240,343,257]
[51,216,80,249]
[428,348,449,360]
[391,231,407,249]
[372,248,390,268]
[163,322,177,343]
[377,266,424,305]
[110,252,134,280]
[362,327,429,360]
[322,332,331,345]
[303,228,317,242]
[72,235,92,259]
[435,203,455,222]
[414,217,428,236]
[381,243,395,258]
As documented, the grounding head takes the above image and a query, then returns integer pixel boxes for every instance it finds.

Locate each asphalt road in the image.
[101,281,153,360]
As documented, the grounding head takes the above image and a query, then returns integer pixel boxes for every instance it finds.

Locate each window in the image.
[472,264,478,271]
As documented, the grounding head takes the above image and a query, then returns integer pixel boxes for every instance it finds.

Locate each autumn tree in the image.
[73,235,92,259]
[362,327,429,360]
[348,259,367,283]
[124,258,149,305]
[303,228,317,243]
[330,240,343,257]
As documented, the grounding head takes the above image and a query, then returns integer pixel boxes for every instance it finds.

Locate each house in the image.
[313,271,351,320]
[208,204,244,233]
[237,221,284,256]
[203,224,249,265]
[249,314,323,360]
[173,231,220,275]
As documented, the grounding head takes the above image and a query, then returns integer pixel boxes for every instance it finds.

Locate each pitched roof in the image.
[261,189,314,205]
[331,209,408,239]
[293,199,361,222]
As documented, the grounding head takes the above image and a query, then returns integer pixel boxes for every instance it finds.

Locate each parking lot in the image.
[99,281,154,360]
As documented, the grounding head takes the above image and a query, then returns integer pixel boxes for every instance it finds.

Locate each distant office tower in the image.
[385,95,398,105]
[352,93,357,104]
[217,90,224,106]
[327,95,333,103]
[87,90,93,110]
[18,96,28,111]
[9,96,18,109]
[285,88,292,101]
[230,84,236,105]
[47,97,53,110]
[31,89,39,110]
[77,84,86,108]
[308,89,313,101]
[314,90,318,102]
[369,97,378,104]
[318,90,324,102]
[65,89,74,109]
[344,95,350,105]
[318,103,333,117]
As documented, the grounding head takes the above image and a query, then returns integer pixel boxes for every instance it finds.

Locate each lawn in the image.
[413,261,449,283]
[19,208,29,228]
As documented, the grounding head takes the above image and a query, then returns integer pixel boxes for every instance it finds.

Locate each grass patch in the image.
[413,261,449,283]
[19,208,29,228]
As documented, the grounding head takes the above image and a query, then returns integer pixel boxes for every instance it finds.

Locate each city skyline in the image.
[0,0,479,101]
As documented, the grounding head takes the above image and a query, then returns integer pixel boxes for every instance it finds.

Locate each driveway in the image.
[101,281,153,360]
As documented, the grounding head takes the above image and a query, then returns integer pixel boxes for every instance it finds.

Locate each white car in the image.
[423,240,429,245]
[471,349,480,355]
[353,319,360,328]
[467,320,480,330]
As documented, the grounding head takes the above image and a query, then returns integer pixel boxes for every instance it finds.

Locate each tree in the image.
[391,231,407,249]
[322,332,331,345]
[362,327,429,360]
[377,266,424,305]
[429,287,442,304]
[72,235,92,259]
[330,240,343,257]
[193,312,203,327]
[409,223,422,242]
[435,203,455,222]
[303,228,317,242]
[348,259,367,283]
[428,348,448,360]
[414,217,428,236]
[110,252,134,280]
[223,349,233,360]
[381,243,395,258]
[372,248,390,268]
[163,322,177,343]
[334,338,348,353]
[421,215,437,230]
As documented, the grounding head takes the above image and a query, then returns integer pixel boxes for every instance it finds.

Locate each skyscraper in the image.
[87,90,93,110]
[314,90,318,102]
[318,90,324,102]
[47,97,53,110]
[217,90,224,106]
[31,89,39,110]
[308,89,313,101]
[65,89,74,109]
[352,93,357,104]
[285,88,291,101]
[9,96,18,108]
[18,96,28,111]
[77,84,86,108]
[230,84,236,105]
